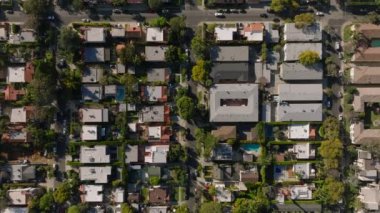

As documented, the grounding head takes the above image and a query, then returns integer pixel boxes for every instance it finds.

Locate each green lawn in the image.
[175,187,186,202]
[343,24,353,42]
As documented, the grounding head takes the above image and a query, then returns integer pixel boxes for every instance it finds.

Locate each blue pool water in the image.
[116,86,125,102]
[241,144,261,153]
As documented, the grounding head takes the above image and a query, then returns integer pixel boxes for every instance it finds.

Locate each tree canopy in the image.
[148,0,162,10]
[199,202,222,213]
[53,182,71,204]
[195,128,218,158]
[165,46,186,65]
[192,59,210,84]
[176,96,195,120]
[294,13,316,28]
[232,196,270,213]
[191,34,208,60]
[319,138,343,170]
[58,27,81,59]
[168,143,188,163]
[270,0,299,13]
[175,204,190,213]
[118,43,143,65]
[39,191,55,212]
[298,50,320,65]
[112,0,125,6]
[149,17,167,28]
[68,205,80,213]
[319,116,340,140]
[315,177,344,205]
[168,16,187,44]
[121,203,134,213]
[23,0,51,17]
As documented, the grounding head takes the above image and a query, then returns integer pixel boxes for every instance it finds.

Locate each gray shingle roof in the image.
[276,103,322,121]
[280,62,323,80]
[283,43,322,61]
[284,23,322,42]
[145,46,168,62]
[210,63,250,83]
[278,84,323,101]
[209,84,259,122]
[210,46,250,62]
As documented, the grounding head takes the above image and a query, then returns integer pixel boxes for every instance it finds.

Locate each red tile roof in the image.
[3,85,25,101]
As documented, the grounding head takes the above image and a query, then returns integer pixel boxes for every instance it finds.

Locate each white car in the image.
[215,12,224,17]
[315,11,324,16]
[335,41,340,50]
[339,114,343,121]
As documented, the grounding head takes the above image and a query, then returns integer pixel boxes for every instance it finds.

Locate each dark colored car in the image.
[240,9,246,13]
[260,13,268,18]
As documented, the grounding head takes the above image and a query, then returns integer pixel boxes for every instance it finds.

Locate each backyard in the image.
[364,104,380,129]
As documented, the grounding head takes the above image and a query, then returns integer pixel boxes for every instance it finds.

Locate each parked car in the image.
[215,12,225,18]
[260,13,268,18]
[298,6,314,13]
[81,18,91,23]
[161,9,169,14]
[335,41,341,50]
[5,10,13,14]
[339,114,343,121]
[336,91,343,98]
[47,15,55,20]
[231,9,239,13]
[240,9,246,13]
[265,7,274,13]
[273,18,280,22]
[113,9,123,14]
[315,11,324,16]
[326,99,332,109]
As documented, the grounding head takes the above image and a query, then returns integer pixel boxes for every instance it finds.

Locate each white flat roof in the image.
[81,125,98,141]
[82,185,103,202]
[288,124,310,139]
[145,86,163,102]
[80,108,109,123]
[146,27,164,42]
[80,166,111,183]
[244,31,263,41]
[293,143,314,159]
[144,145,169,163]
[85,28,106,43]
[148,126,161,139]
[7,189,28,205]
[215,26,237,41]
[113,188,125,203]
[7,67,25,83]
[80,145,110,163]
[10,107,27,123]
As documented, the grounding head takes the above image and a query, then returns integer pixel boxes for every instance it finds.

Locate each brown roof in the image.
[351,66,380,84]
[353,87,380,112]
[25,62,34,83]
[352,48,380,62]
[356,23,380,40]
[244,23,264,32]
[211,126,237,141]
[214,0,244,3]
[240,170,259,183]
[126,24,143,38]
[3,85,25,101]
[148,187,168,205]
[127,193,140,203]
[352,122,380,145]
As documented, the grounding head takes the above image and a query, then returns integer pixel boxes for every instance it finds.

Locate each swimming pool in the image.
[116,86,125,102]
[240,144,261,155]
[371,40,380,47]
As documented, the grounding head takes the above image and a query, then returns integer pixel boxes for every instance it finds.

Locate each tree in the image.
[58,27,81,59]
[149,17,167,27]
[168,143,187,163]
[208,185,217,196]
[61,69,81,91]
[53,183,71,204]
[112,0,125,6]
[294,13,316,28]
[175,204,190,213]
[23,0,51,17]
[39,191,55,212]
[199,202,222,213]
[319,116,340,140]
[176,96,195,120]
[319,138,343,170]
[191,35,208,59]
[203,133,218,158]
[315,177,344,206]
[165,46,185,65]
[68,205,80,213]
[192,59,210,84]
[270,0,299,13]
[326,63,339,77]
[261,43,268,62]
[118,43,143,65]
[368,11,380,24]
[233,196,270,213]
[148,0,162,10]
[71,0,83,11]
[168,16,187,44]
[121,203,134,213]
[149,176,160,185]
[254,122,266,144]
[298,50,320,65]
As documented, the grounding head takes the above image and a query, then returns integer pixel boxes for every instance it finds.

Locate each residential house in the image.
[239,167,259,183]
[209,84,259,122]
[82,66,103,83]
[84,47,110,63]
[210,63,251,83]
[287,124,312,140]
[283,43,322,62]
[353,87,380,112]
[0,24,8,41]
[110,26,126,38]
[20,30,36,43]
[7,188,40,206]
[81,125,99,141]
[112,188,125,203]
[293,163,315,179]
[80,166,112,184]
[7,64,34,83]
[276,103,323,122]
[139,105,170,123]
[264,22,280,43]
[276,184,314,202]
[147,206,168,213]
[148,187,168,205]
[215,182,235,202]
[81,84,103,101]
[291,143,316,159]
[274,163,315,182]
[83,27,107,43]
[3,85,25,101]
[10,164,35,182]
[278,84,323,101]
[147,68,171,83]
[350,122,380,144]
[211,126,237,142]
[80,145,110,163]
[2,208,29,213]
[358,183,380,211]
[127,192,140,204]
[356,149,379,182]
[140,86,168,102]
[144,145,169,164]
[145,46,168,62]
[126,23,143,39]
[10,107,34,124]
[353,23,380,40]
[80,185,104,203]
[140,125,171,143]
[214,26,237,41]
[125,145,139,164]
[243,23,264,42]
[2,127,31,143]
[350,65,380,84]
[352,48,380,62]
[79,108,109,123]
[212,143,233,161]
[280,63,323,81]
[146,27,166,43]
[283,23,322,42]
[210,46,250,62]
[213,0,244,4]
